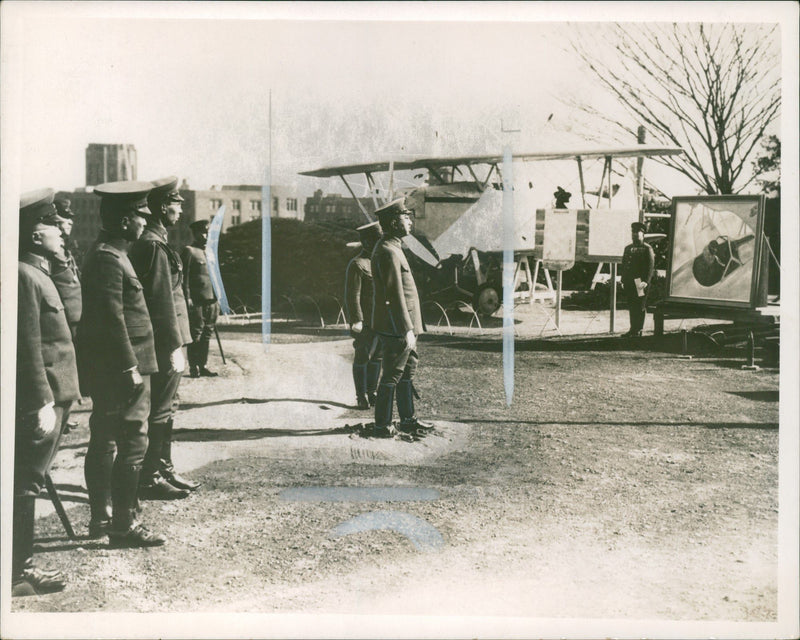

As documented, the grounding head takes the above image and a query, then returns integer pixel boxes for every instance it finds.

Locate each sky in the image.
[0,2,795,204]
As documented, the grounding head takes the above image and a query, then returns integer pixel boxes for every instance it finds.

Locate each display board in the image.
[541,208,577,270]
[665,195,766,308]
[587,209,639,261]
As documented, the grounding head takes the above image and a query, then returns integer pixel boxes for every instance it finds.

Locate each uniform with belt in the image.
[345,221,383,409]
[371,198,431,436]
[129,176,197,498]
[14,189,80,596]
[620,222,655,337]
[181,220,220,377]
[76,180,166,548]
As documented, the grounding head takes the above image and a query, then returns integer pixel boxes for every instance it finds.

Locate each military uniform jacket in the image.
[76,232,157,391]
[17,253,80,415]
[371,237,423,336]
[344,252,375,326]
[129,224,192,370]
[181,244,217,304]
[50,250,82,331]
[620,242,655,288]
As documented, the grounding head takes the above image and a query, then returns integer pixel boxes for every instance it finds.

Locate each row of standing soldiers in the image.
[14,178,220,597]
[344,198,433,438]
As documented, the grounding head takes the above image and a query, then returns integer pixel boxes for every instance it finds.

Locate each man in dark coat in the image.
[76,180,166,547]
[371,198,432,437]
[620,221,655,337]
[13,189,81,596]
[344,221,383,409]
[44,198,83,441]
[181,220,220,378]
[129,176,197,499]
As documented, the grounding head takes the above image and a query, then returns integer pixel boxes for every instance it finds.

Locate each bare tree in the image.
[569,23,781,194]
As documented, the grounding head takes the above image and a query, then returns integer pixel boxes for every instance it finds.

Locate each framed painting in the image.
[665,195,767,308]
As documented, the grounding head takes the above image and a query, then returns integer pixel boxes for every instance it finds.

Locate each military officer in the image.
[14,189,80,596]
[345,221,383,409]
[75,180,166,547]
[129,176,198,499]
[371,198,433,437]
[620,221,655,337]
[181,220,220,378]
[45,197,83,437]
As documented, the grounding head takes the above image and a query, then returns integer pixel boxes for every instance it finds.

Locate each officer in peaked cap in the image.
[345,221,384,410]
[620,220,655,338]
[181,219,220,378]
[14,188,80,596]
[370,198,433,438]
[45,198,82,338]
[76,180,167,548]
[130,176,197,500]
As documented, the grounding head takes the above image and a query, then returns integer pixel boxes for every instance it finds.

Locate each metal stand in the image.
[741,330,761,371]
[677,329,694,360]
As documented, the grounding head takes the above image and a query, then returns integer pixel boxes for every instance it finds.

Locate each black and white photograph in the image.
[1,2,798,639]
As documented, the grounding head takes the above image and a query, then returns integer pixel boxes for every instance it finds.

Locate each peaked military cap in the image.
[20,188,59,233]
[374,197,414,221]
[94,180,154,216]
[148,176,184,208]
[631,221,647,233]
[54,197,74,218]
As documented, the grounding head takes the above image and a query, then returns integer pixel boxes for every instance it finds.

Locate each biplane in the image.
[300,145,683,317]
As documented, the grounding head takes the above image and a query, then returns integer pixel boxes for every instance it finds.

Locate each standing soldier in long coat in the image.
[620,221,655,337]
[181,220,220,378]
[14,189,80,596]
[371,198,433,437]
[76,180,166,547]
[45,198,83,442]
[344,221,383,409]
[129,177,198,499]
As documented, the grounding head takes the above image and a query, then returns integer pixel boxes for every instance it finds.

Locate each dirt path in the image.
[12,329,781,634]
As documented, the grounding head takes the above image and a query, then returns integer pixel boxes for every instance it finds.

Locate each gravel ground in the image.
[6,308,786,638]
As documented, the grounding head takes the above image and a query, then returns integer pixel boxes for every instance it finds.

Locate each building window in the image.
[249,200,261,212]
[231,199,241,211]
[210,198,222,210]
[231,214,241,225]
[309,205,317,213]
[286,198,297,211]
[272,197,279,212]
[325,204,334,214]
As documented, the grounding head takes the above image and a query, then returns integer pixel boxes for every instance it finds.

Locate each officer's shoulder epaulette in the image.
[95,243,124,259]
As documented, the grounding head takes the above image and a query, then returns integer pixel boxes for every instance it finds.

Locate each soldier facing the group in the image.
[371,197,433,438]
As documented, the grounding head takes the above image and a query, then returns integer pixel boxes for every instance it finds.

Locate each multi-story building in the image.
[192,184,303,233]
[85,143,138,186]
[303,190,375,227]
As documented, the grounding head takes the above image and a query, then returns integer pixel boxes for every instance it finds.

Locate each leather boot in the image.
[397,380,434,433]
[140,423,189,500]
[367,361,382,407]
[198,341,217,376]
[84,446,113,538]
[12,495,67,596]
[353,363,369,409]
[373,383,396,437]
[109,464,166,548]
[160,419,200,491]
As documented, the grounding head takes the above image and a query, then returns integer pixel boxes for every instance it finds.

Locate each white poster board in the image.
[587,209,640,261]
[542,208,577,270]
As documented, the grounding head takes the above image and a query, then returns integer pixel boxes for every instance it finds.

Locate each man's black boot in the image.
[353,363,369,409]
[85,448,114,538]
[367,361,382,407]
[397,380,434,433]
[373,383,397,437]
[12,496,67,596]
[159,419,200,491]
[108,464,166,548]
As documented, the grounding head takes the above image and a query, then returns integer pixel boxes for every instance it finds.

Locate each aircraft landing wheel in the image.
[473,283,501,316]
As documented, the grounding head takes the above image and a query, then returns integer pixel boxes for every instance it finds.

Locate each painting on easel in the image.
[666,195,767,308]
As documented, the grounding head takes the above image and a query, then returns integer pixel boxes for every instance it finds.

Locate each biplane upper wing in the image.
[298,146,684,177]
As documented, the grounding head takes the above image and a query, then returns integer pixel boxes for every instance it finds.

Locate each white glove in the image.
[405,330,417,351]
[352,321,363,333]
[170,347,186,373]
[33,402,57,439]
